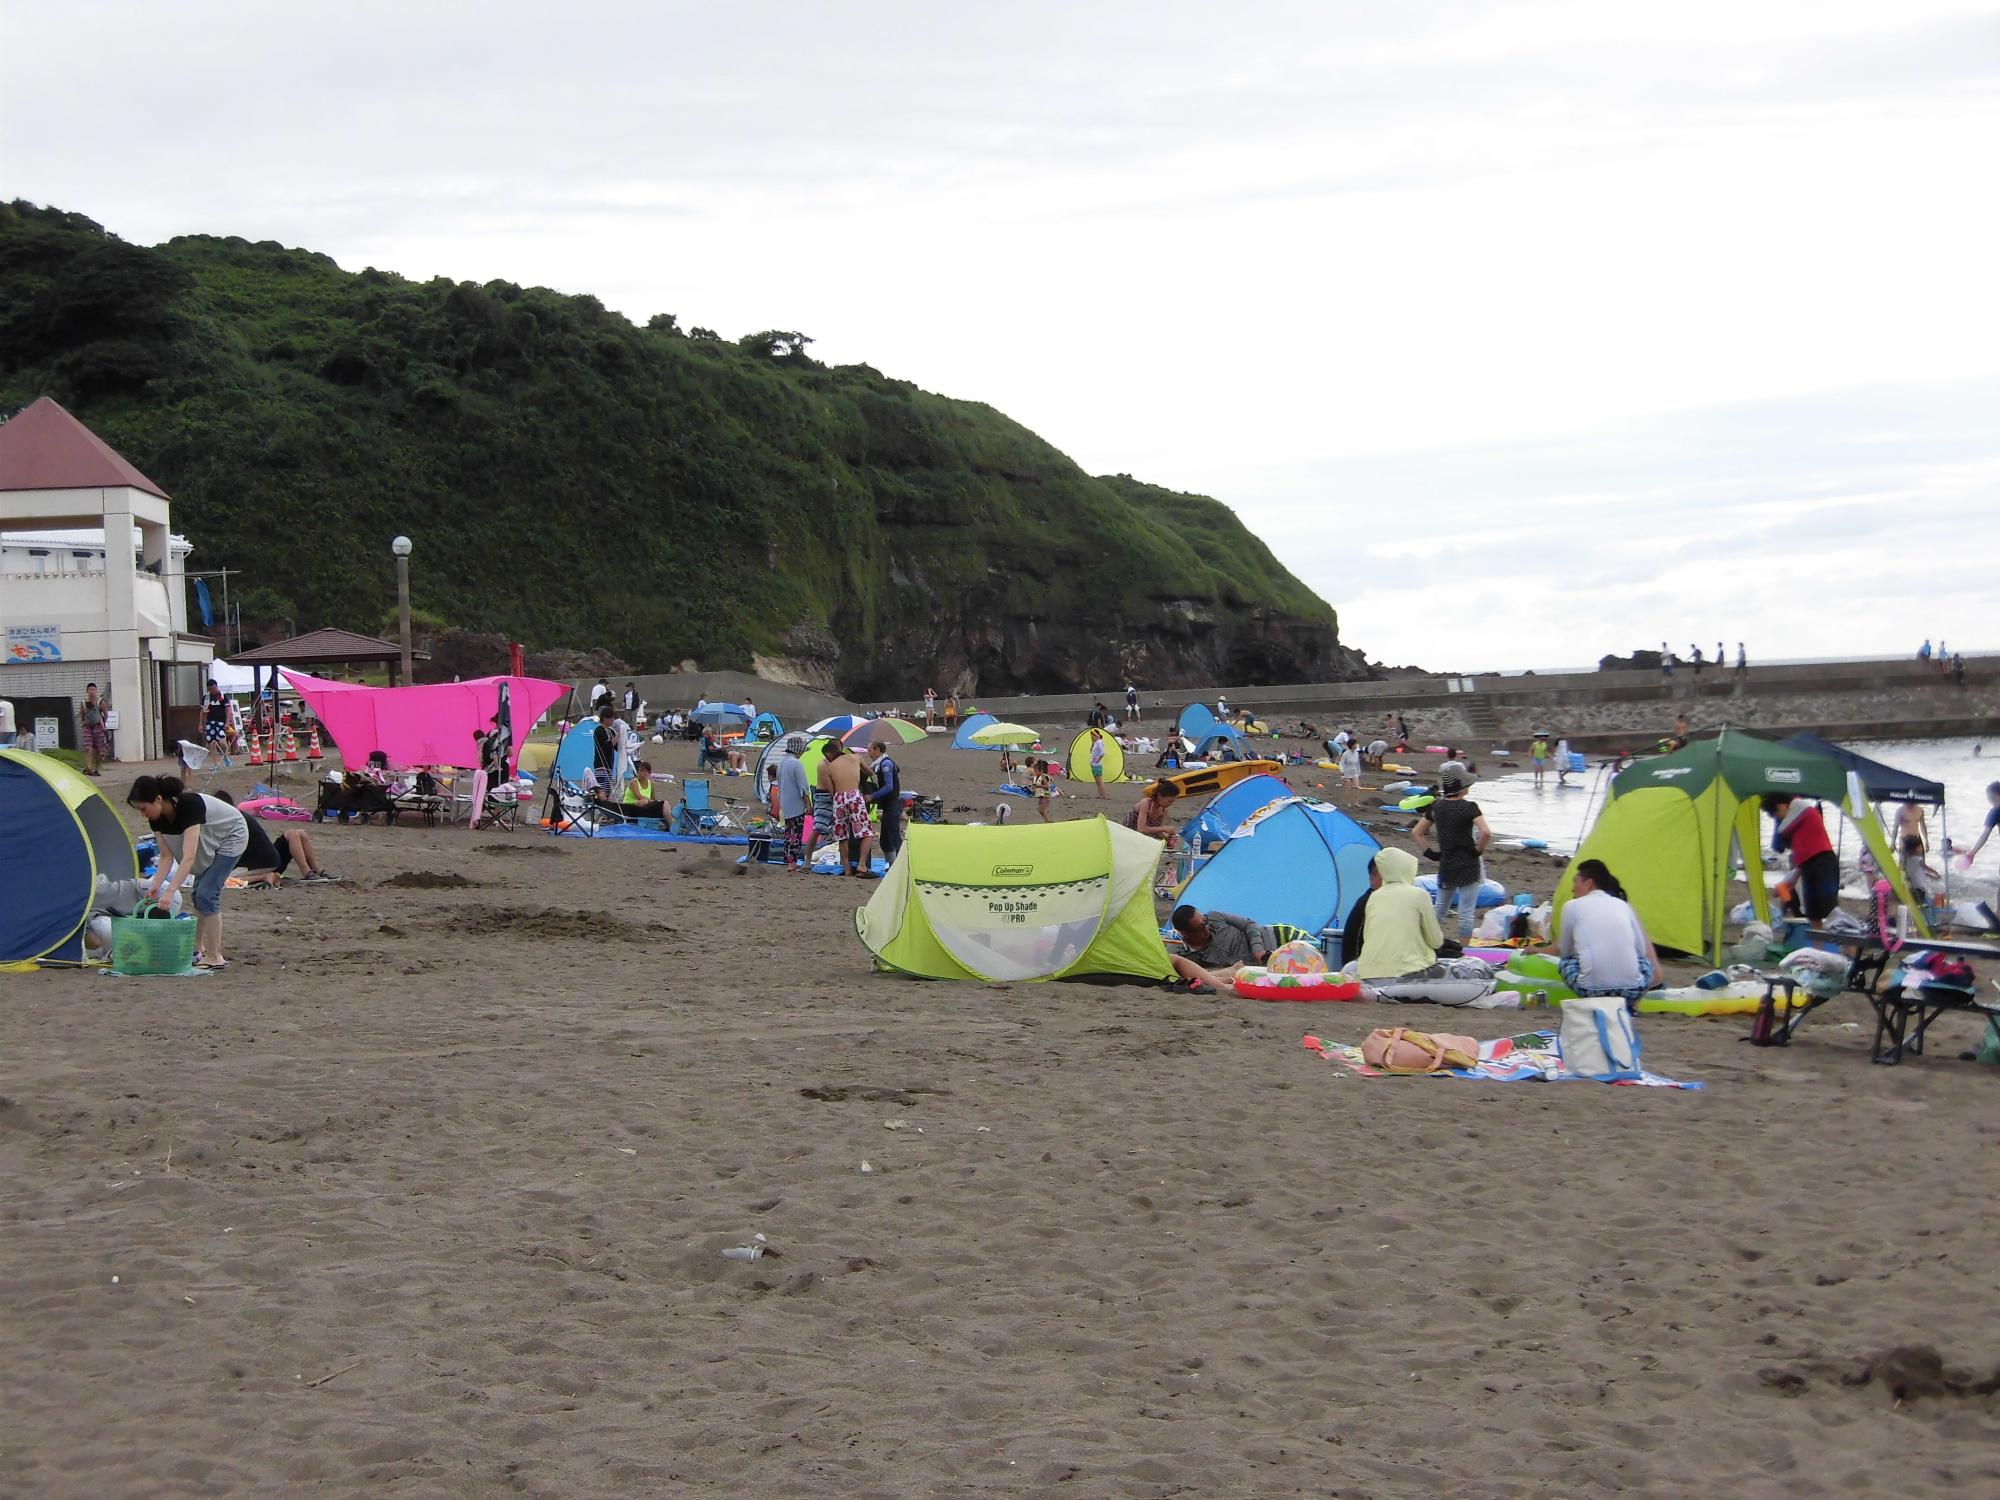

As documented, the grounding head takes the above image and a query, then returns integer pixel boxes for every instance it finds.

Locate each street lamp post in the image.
[391,535,414,685]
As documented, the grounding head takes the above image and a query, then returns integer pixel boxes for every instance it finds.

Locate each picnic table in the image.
[1792,931,2000,1065]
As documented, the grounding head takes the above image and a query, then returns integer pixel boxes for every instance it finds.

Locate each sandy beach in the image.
[4,731,1996,1498]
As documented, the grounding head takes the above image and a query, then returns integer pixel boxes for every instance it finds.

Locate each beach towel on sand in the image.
[1303,1030,1701,1089]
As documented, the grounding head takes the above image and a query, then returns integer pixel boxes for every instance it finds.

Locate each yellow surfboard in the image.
[1154,758,1286,800]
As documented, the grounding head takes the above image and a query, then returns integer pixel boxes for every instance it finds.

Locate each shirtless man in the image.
[1894,800,1928,856]
[816,739,876,877]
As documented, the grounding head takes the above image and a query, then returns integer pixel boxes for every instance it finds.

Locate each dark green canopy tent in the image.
[1559,729,1922,961]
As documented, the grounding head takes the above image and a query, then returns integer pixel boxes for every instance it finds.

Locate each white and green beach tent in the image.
[856,817,1174,982]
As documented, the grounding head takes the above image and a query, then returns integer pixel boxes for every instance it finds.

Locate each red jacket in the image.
[1775,802,1833,866]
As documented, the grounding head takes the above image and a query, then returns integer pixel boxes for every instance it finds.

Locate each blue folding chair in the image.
[672,776,719,836]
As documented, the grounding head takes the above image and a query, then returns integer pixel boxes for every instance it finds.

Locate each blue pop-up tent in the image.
[1177,702,1220,744]
[1176,797,1380,936]
[747,712,785,741]
[1,748,139,964]
[952,712,1000,750]
[1187,772,1294,850]
[1193,727,1247,761]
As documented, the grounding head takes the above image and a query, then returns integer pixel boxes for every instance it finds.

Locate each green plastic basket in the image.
[109,905,198,976]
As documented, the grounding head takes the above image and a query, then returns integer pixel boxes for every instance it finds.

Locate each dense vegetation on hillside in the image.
[0,202,1359,695]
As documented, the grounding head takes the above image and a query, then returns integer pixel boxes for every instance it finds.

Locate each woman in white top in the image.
[1558,859,1658,1008]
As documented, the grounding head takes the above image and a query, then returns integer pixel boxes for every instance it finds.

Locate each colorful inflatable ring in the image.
[1233,974,1364,1002]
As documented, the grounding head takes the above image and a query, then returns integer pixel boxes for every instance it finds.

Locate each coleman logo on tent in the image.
[1649,766,1694,780]
[1765,767,1801,783]
[991,863,1034,878]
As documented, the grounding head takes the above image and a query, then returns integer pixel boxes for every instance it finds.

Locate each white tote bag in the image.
[1558,997,1643,1081]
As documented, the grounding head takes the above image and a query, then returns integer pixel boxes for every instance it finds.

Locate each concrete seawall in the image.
[967,655,2000,749]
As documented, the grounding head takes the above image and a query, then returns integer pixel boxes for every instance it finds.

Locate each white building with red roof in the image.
[0,397,212,761]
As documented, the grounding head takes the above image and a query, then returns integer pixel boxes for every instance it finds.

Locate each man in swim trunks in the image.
[816,739,876,877]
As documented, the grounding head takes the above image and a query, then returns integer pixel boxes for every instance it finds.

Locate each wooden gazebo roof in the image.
[231,627,429,667]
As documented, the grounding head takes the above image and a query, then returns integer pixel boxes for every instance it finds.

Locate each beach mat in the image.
[1302,1030,1701,1089]
[557,824,749,845]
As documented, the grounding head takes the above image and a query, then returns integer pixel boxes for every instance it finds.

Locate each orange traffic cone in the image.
[282,725,300,762]
[306,725,323,762]
[246,727,264,766]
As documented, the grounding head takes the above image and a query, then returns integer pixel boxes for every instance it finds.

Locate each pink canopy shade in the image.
[282,671,566,775]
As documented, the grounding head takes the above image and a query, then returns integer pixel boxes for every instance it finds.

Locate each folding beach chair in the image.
[475,777,522,833]
[672,776,721,836]
[544,770,616,837]
[1869,966,1998,1065]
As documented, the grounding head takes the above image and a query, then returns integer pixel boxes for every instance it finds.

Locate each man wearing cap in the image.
[1412,761,1491,943]
[773,735,812,870]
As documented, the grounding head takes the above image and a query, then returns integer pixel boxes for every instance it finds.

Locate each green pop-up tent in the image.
[855,817,1174,982]
[1555,728,1923,963]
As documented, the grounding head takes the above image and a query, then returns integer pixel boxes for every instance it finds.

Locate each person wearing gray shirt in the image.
[1169,906,1273,977]
[774,739,812,870]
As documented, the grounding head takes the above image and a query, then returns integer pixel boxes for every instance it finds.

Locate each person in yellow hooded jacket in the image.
[1348,847,1497,1006]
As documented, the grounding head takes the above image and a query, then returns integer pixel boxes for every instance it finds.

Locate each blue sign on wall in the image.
[5,625,63,664]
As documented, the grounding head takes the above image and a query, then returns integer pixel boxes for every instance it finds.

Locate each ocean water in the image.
[1457,735,2000,898]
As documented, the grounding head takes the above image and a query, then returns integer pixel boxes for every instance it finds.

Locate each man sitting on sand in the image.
[1167,905,1274,989]
[816,739,876,878]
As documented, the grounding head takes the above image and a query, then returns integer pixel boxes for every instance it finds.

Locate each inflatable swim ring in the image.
[1233,970,1363,1002]
[1268,940,1327,976]
[1380,763,1416,774]
[1424,745,1451,754]
[1397,794,1436,811]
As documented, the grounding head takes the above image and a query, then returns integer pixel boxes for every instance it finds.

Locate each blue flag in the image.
[194,578,214,628]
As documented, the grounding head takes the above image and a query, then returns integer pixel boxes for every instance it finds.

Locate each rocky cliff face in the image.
[841,590,1360,700]
[0,202,1369,695]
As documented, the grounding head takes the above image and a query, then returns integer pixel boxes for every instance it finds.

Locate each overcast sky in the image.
[7,1,1996,669]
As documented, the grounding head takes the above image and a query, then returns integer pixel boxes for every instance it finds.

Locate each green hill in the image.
[0,202,1363,696]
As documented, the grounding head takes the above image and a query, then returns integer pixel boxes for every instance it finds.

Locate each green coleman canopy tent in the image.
[1555,728,1922,963]
[1,747,139,965]
[855,817,1174,982]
